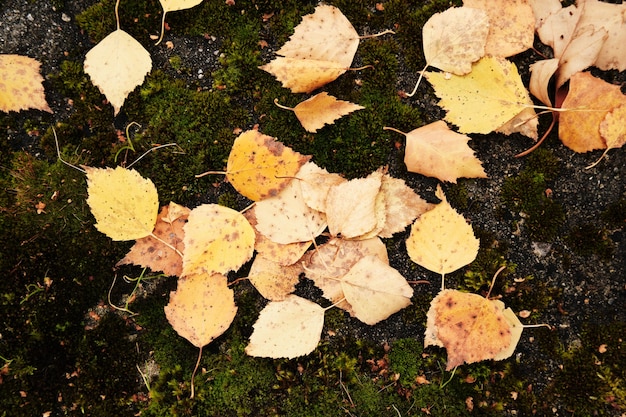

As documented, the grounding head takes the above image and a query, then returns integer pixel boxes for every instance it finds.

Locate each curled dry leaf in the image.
[164,271,237,348]
[225,129,310,201]
[392,121,487,183]
[117,202,190,276]
[424,289,523,370]
[84,29,152,115]
[182,204,255,276]
[406,185,479,276]
[463,0,535,58]
[276,92,364,133]
[425,56,536,138]
[422,7,489,75]
[259,5,359,93]
[246,294,325,359]
[84,166,159,241]
[0,54,52,113]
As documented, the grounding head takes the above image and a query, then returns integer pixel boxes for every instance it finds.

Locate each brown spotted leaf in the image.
[0,54,52,113]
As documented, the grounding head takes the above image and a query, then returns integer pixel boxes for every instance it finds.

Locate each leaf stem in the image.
[359,29,395,39]
[273,98,295,112]
[405,63,429,98]
[195,170,227,178]
[53,127,86,174]
[382,126,407,136]
[115,0,120,31]
[155,9,167,46]
[190,346,203,398]
[149,232,183,258]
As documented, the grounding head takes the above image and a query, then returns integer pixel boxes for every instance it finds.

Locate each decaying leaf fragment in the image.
[259,5,360,93]
[84,29,152,115]
[117,202,190,276]
[424,289,522,370]
[246,295,325,359]
[425,56,537,139]
[225,130,310,201]
[275,93,364,132]
[406,185,479,276]
[182,204,255,276]
[85,166,159,241]
[0,54,52,113]
[422,7,490,75]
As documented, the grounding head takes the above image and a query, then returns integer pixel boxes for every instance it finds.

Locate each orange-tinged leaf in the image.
[463,0,535,57]
[425,56,536,137]
[248,255,302,301]
[0,55,52,113]
[259,58,348,94]
[164,272,237,348]
[279,92,364,133]
[245,295,324,359]
[84,166,159,241]
[397,121,487,183]
[182,204,255,276]
[559,72,626,153]
[341,256,413,325]
[600,103,626,151]
[226,130,310,201]
[424,289,520,370]
[422,7,489,75]
[406,185,479,275]
[117,202,189,276]
[84,29,152,115]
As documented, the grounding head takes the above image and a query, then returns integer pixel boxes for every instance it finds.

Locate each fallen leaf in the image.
[275,93,364,133]
[259,5,359,93]
[406,185,479,276]
[587,103,626,168]
[528,0,562,29]
[425,56,536,137]
[576,0,626,71]
[156,0,204,44]
[297,161,347,213]
[248,255,302,301]
[0,54,52,113]
[463,0,535,57]
[559,72,626,153]
[182,203,255,276]
[84,166,158,241]
[246,294,325,358]
[225,129,310,201]
[390,121,487,183]
[529,58,560,106]
[341,255,413,325]
[164,271,237,348]
[84,29,152,115]
[424,289,521,370]
[377,174,432,238]
[117,202,189,276]
[421,7,489,75]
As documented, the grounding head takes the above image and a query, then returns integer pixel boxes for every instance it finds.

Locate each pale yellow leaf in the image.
[0,54,51,113]
[84,166,158,241]
[160,0,202,12]
[341,256,413,325]
[378,174,432,238]
[406,185,479,275]
[463,0,535,58]
[297,161,346,213]
[164,272,237,348]
[425,56,535,136]
[84,29,152,115]
[248,255,302,301]
[259,57,348,94]
[556,24,607,88]
[225,129,310,201]
[528,0,562,29]
[422,7,489,75]
[400,121,487,183]
[577,0,626,71]
[245,295,324,359]
[182,204,255,276]
[529,58,559,106]
[285,92,364,132]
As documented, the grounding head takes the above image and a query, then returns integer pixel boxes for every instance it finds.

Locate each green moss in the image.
[460,230,511,292]
[565,223,614,259]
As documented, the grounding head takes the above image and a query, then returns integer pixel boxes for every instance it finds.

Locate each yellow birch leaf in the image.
[406,185,479,275]
[425,56,535,136]
[0,55,52,113]
[160,0,202,13]
[559,72,626,153]
[422,7,490,75]
[245,294,324,359]
[325,170,383,239]
[463,0,535,58]
[377,174,433,238]
[341,255,413,325]
[259,5,359,93]
[164,271,237,348]
[84,29,152,115]
[248,255,302,301]
[424,289,519,370]
[254,174,327,244]
[117,202,189,276]
[226,129,310,201]
[84,166,158,241]
[297,161,346,213]
[277,92,364,133]
[394,121,487,183]
[182,204,255,276]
